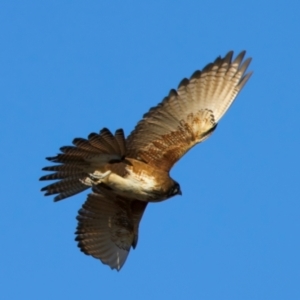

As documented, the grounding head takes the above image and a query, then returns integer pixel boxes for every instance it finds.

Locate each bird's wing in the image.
[75,187,147,271]
[40,128,126,201]
[126,51,252,172]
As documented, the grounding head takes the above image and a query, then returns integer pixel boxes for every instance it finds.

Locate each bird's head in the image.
[168,181,182,197]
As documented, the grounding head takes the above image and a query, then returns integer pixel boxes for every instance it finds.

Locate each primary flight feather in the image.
[40,50,252,270]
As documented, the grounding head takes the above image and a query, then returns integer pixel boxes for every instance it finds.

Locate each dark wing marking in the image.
[75,188,147,271]
[126,51,252,172]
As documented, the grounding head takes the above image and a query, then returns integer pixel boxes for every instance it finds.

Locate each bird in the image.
[40,50,252,271]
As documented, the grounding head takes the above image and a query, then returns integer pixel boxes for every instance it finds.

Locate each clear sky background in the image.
[1,1,299,299]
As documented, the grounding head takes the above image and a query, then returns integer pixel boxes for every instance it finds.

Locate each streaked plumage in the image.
[40,51,252,270]
[76,187,147,270]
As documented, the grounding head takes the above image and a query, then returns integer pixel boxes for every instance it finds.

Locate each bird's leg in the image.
[88,170,111,184]
[79,170,111,186]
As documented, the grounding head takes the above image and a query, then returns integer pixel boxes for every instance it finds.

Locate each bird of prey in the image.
[40,51,252,271]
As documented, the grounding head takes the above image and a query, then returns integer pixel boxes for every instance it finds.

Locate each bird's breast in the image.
[105,160,172,202]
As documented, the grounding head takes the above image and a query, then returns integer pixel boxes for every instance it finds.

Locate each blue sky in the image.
[1,1,299,299]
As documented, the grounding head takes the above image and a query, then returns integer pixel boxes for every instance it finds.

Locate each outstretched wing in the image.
[126,51,252,172]
[40,128,126,201]
[75,187,147,271]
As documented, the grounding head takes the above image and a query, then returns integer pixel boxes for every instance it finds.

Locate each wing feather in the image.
[75,188,147,271]
[126,51,252,171]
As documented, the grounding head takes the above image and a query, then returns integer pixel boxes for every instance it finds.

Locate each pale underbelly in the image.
[105,172,167,202]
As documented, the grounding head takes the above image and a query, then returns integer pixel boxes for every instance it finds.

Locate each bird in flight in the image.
[40,51,252,271]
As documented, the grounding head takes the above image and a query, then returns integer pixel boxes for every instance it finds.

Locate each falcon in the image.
[40,51,252,270]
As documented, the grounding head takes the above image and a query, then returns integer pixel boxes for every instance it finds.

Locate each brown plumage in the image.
[75,187,147,270]
[40,51,252,270]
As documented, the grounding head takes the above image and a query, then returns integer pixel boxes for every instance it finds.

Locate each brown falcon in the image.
[40,51,252,270]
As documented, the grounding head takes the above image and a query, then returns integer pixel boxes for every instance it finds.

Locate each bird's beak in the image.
[178,190,182,196]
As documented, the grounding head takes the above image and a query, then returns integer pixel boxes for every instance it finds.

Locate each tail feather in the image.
[46,154,86,163]
[54,185,89,202]
[59,146,101,157]
[40,128,127,201]
[88,133,115,153]
[72,138,102,153]
[40,171,86,181]
[42,164,87,172]
[114,129,126,157]
[99,128,121,154]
